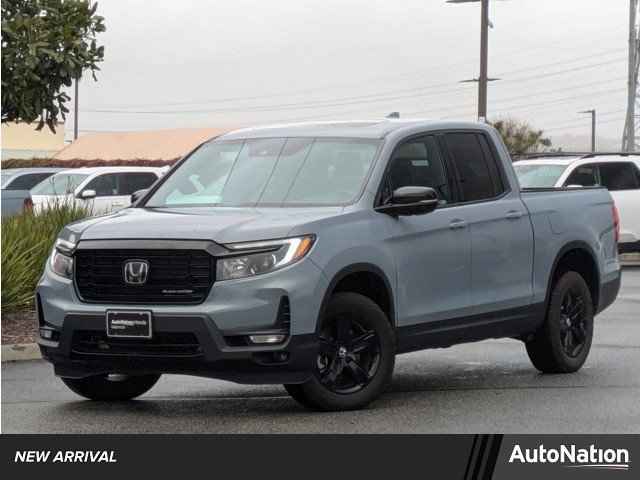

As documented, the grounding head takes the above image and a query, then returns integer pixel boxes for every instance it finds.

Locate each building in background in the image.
[53,127,230,162]
[1,122,65,160]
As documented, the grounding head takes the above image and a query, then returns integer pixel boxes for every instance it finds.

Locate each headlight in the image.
[217,235,315,281]
[50,238,75,279]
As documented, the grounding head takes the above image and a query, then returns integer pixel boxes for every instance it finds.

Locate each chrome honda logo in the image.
[123,260,149,285]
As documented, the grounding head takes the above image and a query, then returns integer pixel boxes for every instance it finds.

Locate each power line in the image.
[545,115,624,132]
[401,86,625,119]
[87,47,626,110]
[499,57,625,84]
[493,48,624,77]
[82,55,626,116]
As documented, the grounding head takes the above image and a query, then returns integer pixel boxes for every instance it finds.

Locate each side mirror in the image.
[565,184,584,189]
[131,189,149,204]
[375,186,439,217]
[79,189,96,200]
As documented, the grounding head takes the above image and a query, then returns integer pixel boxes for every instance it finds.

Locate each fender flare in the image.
[543,240,601,312]
[316,263,396,332]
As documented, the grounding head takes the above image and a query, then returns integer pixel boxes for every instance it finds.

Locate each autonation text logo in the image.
[509,443,630,471]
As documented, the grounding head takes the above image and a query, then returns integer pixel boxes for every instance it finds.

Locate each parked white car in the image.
[30,166,163,215]
[514,154,640,252]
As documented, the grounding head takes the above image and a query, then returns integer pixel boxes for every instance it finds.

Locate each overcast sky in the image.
[71,0,630,149]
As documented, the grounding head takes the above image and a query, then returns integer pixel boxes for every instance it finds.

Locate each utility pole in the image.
[73,76,79,140]
[622,0,639,152]
[478,0,489,122]
[580,109,596,152]
[448,0,492,122]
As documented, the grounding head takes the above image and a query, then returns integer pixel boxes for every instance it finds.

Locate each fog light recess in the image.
[39,327,58,340]
[248,334,286,344]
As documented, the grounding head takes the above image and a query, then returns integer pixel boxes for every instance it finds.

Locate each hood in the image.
[64,206,344,245]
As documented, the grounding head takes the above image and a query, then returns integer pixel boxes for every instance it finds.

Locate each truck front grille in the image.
[74,249,214,304]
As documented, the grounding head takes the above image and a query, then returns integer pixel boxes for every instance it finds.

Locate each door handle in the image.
[449,219,467,230]
[505,210,523,220]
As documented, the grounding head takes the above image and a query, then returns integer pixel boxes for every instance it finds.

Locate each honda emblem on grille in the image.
[123,260,150,285]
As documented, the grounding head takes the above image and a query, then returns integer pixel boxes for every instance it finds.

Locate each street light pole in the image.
[478,0,489,122]
[579,109,596,152]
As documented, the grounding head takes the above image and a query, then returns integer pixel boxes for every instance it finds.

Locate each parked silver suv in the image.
[37,120,621,410]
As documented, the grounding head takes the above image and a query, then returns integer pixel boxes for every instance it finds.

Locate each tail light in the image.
[23,197,33,211]
[612,203,620,244]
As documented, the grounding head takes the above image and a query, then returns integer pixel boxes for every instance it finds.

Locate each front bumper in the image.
[36,253,328,384]
[38,312,318,384]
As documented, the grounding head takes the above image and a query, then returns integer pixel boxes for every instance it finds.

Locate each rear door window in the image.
[444,132,500,202]
[597,162,640,191]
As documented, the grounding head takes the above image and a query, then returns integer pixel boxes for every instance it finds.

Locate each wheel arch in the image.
[545,241,601,312]
[317,263,396,332]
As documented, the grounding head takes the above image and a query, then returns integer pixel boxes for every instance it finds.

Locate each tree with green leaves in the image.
[490,118,552,157]
[1,0,105,132]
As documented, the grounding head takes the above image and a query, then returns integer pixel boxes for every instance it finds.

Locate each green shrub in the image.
[1,202,90,311]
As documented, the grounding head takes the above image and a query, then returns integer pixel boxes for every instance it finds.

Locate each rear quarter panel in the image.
[521,188,619,305]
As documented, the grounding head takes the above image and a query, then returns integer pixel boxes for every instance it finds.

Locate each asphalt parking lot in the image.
[2,268,639,434]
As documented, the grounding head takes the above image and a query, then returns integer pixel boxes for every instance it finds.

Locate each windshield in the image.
[513,163,568,188]
[145,137,381,207]
[31,173,89,195]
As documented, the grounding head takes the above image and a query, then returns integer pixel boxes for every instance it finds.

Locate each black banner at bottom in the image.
[1,434,637,479]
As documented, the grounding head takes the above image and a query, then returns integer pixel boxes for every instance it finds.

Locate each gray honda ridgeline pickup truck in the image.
[37,120,621,410]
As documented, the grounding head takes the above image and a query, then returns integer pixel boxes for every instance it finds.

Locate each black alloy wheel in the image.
[525,271,594,373]
[316,314,381,394]
[284,292,395,411]
[559,288,588,358]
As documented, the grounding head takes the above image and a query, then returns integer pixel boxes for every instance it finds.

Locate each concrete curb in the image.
[1,343,41,362]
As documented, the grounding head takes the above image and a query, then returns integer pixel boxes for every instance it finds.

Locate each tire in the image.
[526,271,594,373]
[284,292,395,411]
[61,374,161,401]
[283,384,316,409]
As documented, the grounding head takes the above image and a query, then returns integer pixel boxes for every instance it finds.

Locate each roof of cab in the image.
[216,119,493,141]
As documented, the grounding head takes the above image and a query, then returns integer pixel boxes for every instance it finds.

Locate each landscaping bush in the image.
[1,202,90,312]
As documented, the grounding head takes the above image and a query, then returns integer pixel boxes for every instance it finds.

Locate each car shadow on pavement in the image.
[47,365,564,418]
